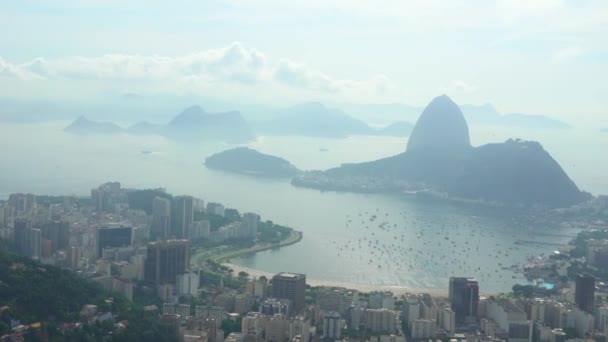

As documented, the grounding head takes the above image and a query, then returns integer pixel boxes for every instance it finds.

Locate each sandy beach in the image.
[222,261,450,298]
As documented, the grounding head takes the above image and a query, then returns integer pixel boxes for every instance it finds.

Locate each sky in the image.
[0,0,607,124]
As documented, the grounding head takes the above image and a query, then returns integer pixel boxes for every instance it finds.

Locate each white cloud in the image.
[0,42,391,102]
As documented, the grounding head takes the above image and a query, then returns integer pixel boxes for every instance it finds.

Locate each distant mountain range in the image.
[253,102,413,138]
[64,102,414,141]
[460,103,572,129]
[64,106,255,143]
[292,95,587,208]
[205,147,301,178]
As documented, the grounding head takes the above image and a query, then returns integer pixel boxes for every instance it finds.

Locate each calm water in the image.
[1,121,606,292]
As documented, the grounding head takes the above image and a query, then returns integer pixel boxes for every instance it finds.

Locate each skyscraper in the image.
[13,219,29,255]
[152,196,172,239]
[449,277,479,325]
[271,272,306,313]
[575,274,595,313]
[96,225,133,257]
[145,239,190,285]
[41,220,69,253]
[171,196,194,239]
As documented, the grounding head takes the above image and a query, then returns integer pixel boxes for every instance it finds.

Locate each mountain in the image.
[293,95,586,208]
[65,105,255,142]
[460,103,571,129]
[407,94,471,152]
[255,102,372,138]
[374,121,414,137]
[64,116,123,134]
[205,147,300,178]
[164,105,254,142]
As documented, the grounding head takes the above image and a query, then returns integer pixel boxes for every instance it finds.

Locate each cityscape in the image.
[1,182,607,341]
[1,1,608,342]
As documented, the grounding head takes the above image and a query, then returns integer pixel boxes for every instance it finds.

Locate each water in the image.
[0,121,605,293]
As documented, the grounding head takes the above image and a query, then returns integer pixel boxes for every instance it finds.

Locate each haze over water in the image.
[1,121,606,292]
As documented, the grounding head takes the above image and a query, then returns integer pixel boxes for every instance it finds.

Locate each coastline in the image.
[222,261,450,298]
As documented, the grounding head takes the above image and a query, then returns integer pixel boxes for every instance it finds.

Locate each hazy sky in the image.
[0,0,606,123]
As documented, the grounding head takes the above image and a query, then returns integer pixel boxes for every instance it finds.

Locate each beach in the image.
[222,260,450,298]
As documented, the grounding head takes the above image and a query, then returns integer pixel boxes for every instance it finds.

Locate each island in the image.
[292,95,588,208]
[205,147,301,178]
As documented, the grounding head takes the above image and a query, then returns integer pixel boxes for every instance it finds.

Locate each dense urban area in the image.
[1,182,608,342]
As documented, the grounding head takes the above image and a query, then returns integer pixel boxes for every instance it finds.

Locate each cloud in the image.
[0,42,388,101]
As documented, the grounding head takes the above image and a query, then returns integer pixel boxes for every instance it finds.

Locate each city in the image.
[1,182,607,341]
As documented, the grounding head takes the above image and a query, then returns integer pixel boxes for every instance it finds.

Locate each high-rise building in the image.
[323,311,342,340]
[449,277,479,325]
[41,221,69,253]
[97,225,133,257]
[575,274,595,314]
[8,193,37,213]
[13,219,29,255]
[26,228,41,259]
[172,196,194,239]
[152,196,172,239]
[145,239,190,285]
[271,272,306,313]
[242,213,260,238]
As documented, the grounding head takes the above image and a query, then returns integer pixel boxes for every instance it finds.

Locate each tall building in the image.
[27,228,41,259]
[41,221,69,253]
[323,311,342,340]
[145,239,190,285]
[97,225,133,257]
[242,213,260,238]
[449,277,479,325]
[8,193,36,213]
[575,274,595,314]
[271,273,307,313]
[13,219,29,255]
[172,196,194,239]
[152,196,172,239]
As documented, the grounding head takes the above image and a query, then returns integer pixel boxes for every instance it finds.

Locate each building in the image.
[13,219,29,255]
[177,271,200,297]
[449,277,479,325]
[207,202,225,217]
[8,193,36,213]
[195,306,224,328]
[96,225,133,258]
[271,273,306,313]
[323,311,341,340]
[365,309,397,333]
[411,319,436,339]
[403,295,420,329]
[242,213,260,238]
[145,239,190,285]
[152,196,171,239]
[26,228,41,259]
[172,196,194,239]
[575,274,595,314]
[41,220,69,253]
[485,299,530,342]
[439,308,456,333]
[261,298,291,317]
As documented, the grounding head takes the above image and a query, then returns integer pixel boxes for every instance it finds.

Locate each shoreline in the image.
[222,261,451,298]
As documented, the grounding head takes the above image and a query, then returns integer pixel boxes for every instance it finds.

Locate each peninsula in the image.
[292,95,588,208]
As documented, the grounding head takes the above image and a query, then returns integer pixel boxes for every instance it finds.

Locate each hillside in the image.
[63,116,123,135]
[0,248,176,341]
